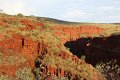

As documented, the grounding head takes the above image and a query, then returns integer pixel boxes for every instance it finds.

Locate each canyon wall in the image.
[0,34,46,77]
[51,26,104,43]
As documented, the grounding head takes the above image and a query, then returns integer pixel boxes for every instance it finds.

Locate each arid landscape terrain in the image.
[0,13,120,80]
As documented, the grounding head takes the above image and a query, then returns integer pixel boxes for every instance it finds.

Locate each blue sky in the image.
[0,0,120,23]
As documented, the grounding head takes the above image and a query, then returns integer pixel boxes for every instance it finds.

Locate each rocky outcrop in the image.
[51,26,104,43]
[19,19,43,30]
[0,17,43,29]
[33,50,104,80]
[0,34,22,54]
[0,34,47,76]
[39,65,79,80]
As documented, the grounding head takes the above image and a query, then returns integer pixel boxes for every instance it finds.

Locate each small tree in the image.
[0,10,6,17]
[0,10,4,13]
[17,13,24,17]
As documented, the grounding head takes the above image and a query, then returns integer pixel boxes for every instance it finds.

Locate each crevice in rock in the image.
[37,42,40,55]
[21,38,24,48]
[64,38,91,58]
[64,34,120,66]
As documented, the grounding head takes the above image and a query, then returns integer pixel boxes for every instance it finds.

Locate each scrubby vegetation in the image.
[0,52,26,65]
[16,68,33,80]
[96,59,120,80]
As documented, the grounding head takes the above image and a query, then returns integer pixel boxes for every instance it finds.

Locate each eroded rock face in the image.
[0,34,47,76]
[51,26,104,43]
[33,50,79,79]
[0,17,43,29]
[0,34,22,54]
[33,51,104,80]
[19,19,43,30]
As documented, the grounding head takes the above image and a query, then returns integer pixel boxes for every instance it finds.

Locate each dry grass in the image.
[0,52,26,65]
[16,67,33,80]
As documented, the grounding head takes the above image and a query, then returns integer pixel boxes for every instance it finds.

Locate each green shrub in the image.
[16,68,33,80]
[0,26,3,30]
[43,23,50,29]
[0,53,3,63]
[0,75,19,80]
[16,13,24,17]
[0,75,10,80]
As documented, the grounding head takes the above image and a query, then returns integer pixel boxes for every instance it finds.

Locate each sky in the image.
[0,0,120,23]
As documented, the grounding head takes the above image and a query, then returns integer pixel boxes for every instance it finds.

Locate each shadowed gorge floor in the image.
[64,38,90,58]
[64,34,120,66]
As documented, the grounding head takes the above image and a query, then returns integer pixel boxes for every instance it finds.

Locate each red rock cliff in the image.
[51,25,104,43]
